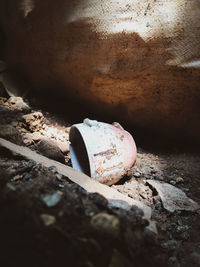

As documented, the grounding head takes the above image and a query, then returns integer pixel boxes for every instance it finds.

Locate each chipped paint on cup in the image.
[69,119,137,185]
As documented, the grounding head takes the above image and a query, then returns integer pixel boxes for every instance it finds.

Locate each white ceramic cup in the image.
[69,119,137,185]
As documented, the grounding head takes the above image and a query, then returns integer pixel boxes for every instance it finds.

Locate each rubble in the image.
[112,179,153,206]
[146,180,199,212]
[23,111,44,131]
[0,94,200,266]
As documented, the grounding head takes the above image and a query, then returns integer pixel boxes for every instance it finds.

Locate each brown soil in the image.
[0,94,200,267]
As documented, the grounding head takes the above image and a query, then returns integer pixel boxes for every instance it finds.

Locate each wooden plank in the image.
[0,138,152,220]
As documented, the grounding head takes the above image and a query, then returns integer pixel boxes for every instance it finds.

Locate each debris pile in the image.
[0,93,200,266]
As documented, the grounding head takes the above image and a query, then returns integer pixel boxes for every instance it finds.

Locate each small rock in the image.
[113,180,153,206]
[175,177,184,183]
[40,214,56,226]
[7,96,29,110]
[182,187,189,192]
[22,132,44,146]
[36,139,65,163]
[170,180,176,185]
[141,165,152,175]
[23,111,44,131]
[91,213,120,238]
[23,138,32,146]
[11,174,23,181]
[0,124,23,145]
[23,173,33,180]
[31,131,43,141]
[47,166,57,173]
[133,172,141,178]
[42,191,62,207]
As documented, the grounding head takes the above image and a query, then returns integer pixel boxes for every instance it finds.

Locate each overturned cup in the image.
[69,119,137,185]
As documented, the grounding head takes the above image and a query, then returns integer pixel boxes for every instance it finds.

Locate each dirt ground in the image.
[0,93,199,267]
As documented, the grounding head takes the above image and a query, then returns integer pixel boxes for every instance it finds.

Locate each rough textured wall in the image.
[0,0,200,139]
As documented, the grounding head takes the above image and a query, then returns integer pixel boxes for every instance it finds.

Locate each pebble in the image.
[11,174,23,181]
[23,173,33,181]
[42,191,62,207]
[141,165,152,175]
[170,180,176,185]
[40,214,56,226]
[22,132,43,145]
[133,172,141,178]
[91,213,120,238]
[175,177,184,183]
[183,187,189,192]
[23,138,32,146]
[47,166,57,173]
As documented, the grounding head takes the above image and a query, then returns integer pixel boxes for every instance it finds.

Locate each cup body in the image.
[69,119,137,185]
